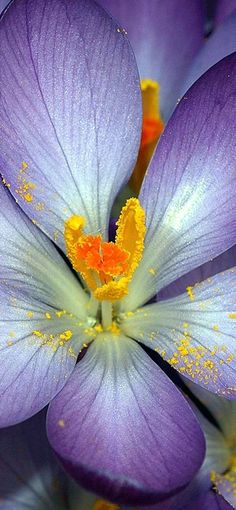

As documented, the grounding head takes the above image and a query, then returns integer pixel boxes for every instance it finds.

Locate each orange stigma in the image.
[129,79,164,193]
[64,198,146,301]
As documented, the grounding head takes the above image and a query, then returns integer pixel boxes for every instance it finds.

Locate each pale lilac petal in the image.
[0,0,141,248]
[125,54,236,310]
[122,268,236,396]
[183,10,236,94]
[0,184,87,316]
[159,245,236,300]
[47,334,205,505]
[97,0,204,120]
[0,285,92,426]
[0,0,10,15]
[0,185,91,425]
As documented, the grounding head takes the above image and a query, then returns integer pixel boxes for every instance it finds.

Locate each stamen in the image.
[64,198,146,302]
[129,79,164,193]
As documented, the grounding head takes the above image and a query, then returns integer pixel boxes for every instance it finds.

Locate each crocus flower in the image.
[97,0,204,191]
[0,0,236,504]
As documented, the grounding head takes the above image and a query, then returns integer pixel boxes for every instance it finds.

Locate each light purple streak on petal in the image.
[0,0,141,249]
[215,0,236,25]
[0,185,87,317]
[0,285,92,426]
[122,268,236,396]
[98,0,204,120]
[159,245,236,301]
[47,334,205,505]
[0,410,68,509]
[183,11,236,95]
[126,54,236,311]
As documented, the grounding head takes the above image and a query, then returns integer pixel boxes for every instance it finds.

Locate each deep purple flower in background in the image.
[0,0,236,505]
[97,0,205,122]
[97,0,204,191]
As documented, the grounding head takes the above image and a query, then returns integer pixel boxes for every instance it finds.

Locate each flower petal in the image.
[0,285,92,426]
[158,245,236,300]
[0,0,141,248]
[0,410,68,509]
[186,380,236,450]
[122,268,236,396]
[212,471,236,508]
[47,334,205,505]
[98,0,204,121]
[184,492,234,510]
[0,0,9,15]
[0,185,91,425]
[183,10,236,94]
[126,54,236,310]
[0,184,87,316]
[215,0,236,25]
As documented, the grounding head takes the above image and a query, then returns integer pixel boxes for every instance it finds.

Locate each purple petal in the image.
[0,184,87,315]
[212,472,236,508]
[215,0,236,25]
[185,380,236,454]
[0,0,10,15]
[0,285,92,426]
[0,410,68,509]
[183,10,236,94]
[126,54,236,311]
[183,492,233,510]
[97,0,204,120]
[122,268,236,396]
[47,334,205,505]
[159,245,236,300]
[0,185,91,425]
[0,0,141,249]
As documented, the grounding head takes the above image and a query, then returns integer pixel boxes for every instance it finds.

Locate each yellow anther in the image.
[64,198,146,302]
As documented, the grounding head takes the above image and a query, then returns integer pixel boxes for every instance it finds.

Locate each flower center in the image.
[129,79,164,193]
[64,198,146,303]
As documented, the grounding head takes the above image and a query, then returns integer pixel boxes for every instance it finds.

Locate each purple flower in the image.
[97,0,204,191]
[0,0,235,504]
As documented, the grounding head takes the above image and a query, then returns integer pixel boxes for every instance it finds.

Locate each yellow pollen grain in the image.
[33,330,43,337]
[58,419,65,428]
[45,312,51,319]
[186,286,195,301]
[94,324,103,334]
[59,330,73,341]
[27,311,34,318]
[55,310,66,318]
[213,325,219,331]
[148,267,156,275]
[229,313,236,319]
[107,322,121,335]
